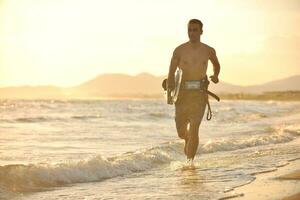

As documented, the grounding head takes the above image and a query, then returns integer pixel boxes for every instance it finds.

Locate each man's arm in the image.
[167,48,180,89]
[209,48,220,84]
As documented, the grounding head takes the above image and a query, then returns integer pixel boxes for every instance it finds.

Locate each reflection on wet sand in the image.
[178,167,206,191]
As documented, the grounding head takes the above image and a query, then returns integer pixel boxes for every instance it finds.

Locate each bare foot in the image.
[186,158,194,165]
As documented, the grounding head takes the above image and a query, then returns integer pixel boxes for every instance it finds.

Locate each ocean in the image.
[0,99,300,199]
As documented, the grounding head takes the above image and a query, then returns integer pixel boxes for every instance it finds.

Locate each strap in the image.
[203,88,219,121]
[205,90,220,101]
[206,97,212,120]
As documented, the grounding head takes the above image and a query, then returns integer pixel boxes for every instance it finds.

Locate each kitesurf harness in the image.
[188,76,220,120]
[162,76,220,120]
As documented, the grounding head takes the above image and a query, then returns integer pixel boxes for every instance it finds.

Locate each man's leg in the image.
[186,96,207,160]
[186,120,200,160]
[175,104,189,155]
[175,119,188,140]
[175,120,189,155]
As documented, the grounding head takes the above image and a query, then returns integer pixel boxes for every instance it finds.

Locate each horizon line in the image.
[1,72,299,89]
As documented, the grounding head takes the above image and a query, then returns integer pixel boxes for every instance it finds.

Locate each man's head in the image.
[188,19,203,43]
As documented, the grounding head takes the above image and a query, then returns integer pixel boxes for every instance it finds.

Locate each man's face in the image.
[188,23,202,42]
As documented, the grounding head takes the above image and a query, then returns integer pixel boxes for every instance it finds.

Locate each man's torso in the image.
[176,42,212,81]
[174,42,212,104]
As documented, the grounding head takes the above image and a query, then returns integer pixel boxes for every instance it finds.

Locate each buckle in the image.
[184,80,201,90]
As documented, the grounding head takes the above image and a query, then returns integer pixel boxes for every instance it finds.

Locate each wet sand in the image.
[279,170,300,200]
[224,159,300,200]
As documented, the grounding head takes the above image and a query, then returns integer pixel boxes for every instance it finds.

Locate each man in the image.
[167,19,220,162]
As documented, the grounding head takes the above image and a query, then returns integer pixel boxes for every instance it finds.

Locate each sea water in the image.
[0,99,300,199]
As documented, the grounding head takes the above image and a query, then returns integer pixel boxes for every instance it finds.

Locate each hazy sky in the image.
[0,0,299,87]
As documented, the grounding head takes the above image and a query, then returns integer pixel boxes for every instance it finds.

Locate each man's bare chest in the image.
[180,50,209,68]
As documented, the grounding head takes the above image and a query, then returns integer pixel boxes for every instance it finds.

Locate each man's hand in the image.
[209,75,219,84]
[167,79,175,91]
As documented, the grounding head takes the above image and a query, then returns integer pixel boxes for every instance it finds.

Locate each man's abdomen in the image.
[179,63,208,81]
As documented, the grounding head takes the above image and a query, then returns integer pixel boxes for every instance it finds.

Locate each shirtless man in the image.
[167,19,220,161]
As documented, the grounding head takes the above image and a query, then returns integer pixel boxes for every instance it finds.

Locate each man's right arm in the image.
[167,48,180,90]
[209,48,220,84]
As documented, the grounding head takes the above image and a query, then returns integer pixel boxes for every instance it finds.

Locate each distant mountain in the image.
[75,72,164,96]
[244,75,300,93]
[0,73,300,99]
[208,81,244,93]
[210,74,300,94]
[75,73,300,96]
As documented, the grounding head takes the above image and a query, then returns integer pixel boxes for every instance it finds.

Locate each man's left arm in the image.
[209,48,220,84]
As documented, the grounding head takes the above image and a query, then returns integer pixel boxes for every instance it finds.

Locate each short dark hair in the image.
[188,19,203,30]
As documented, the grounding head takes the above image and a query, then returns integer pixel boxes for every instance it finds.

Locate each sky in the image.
[0,0,299,87]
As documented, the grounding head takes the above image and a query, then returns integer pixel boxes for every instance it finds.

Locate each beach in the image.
[226,158,300,200]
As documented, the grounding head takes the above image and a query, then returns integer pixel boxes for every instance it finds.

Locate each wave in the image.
[240,113,268,120]
[0,124,299,193]
[218,112,269,123]
[0,116,64,123]
[200,124,300,153]
[147,112,171,119]
[217,106,235,112]
[71,115,102,120]
[18,116,55,123]
[0,115,102,123]
[0,144,180,193]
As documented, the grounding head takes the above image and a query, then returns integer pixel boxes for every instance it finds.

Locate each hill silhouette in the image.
[0,73,300,99]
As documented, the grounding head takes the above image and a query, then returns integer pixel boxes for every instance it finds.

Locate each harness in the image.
[162,76,220,120]
[182,76,220,120]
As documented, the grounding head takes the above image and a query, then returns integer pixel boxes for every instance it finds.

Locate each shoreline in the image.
[1,91,300,101]
[222,158,300,200]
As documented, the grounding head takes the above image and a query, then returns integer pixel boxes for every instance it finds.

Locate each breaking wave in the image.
[0,124,299,193]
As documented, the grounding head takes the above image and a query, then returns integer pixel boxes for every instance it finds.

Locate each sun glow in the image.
[0,0,299,87]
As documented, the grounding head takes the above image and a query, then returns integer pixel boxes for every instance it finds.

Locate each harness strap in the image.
[206,98,212,120]
[205,90,220,102]
[202,88,220,121]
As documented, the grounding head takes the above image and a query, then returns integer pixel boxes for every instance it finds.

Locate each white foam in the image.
[1,124,299,193]
[200,125,300,154]
[0,144,177,193]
